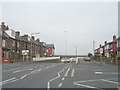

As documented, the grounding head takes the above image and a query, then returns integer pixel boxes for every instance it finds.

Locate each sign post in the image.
[22,50,29,62]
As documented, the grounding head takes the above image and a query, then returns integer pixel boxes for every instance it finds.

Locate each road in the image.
[1,59,119,90]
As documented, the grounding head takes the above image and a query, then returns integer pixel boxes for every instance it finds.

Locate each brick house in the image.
[46,44,55,57]
[117,37,120,56]
[1,22,56,62]
[40,42,46,57]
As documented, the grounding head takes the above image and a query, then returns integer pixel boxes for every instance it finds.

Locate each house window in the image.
[2,40,5,47]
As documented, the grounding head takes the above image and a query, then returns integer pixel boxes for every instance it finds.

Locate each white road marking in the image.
[71,69,74,77]
[47,81,50,89]
[95,72,102,75]
[64,66,71,77]
[13,68,34,73]
[3,65,44,72]
[101,79,118,84]
[58,83,62,87]
[74,82,97,88]
[21,74,27,79]
[62,78,65,80]
[7,79,19,83]
[3,66,34,72]
[0,78,19,85]
[2,78,16,83]
[75,79,102,83]
[95,72,120,75]
[48,67,66,89]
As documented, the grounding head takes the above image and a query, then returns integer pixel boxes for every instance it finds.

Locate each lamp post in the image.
[64,30,67,61]
[73,45,77,56]
[0,28,2,62]
[30,32,40,60]
[93,41,95,55]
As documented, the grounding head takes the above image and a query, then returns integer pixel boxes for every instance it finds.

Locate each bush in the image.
[117,56,120,60]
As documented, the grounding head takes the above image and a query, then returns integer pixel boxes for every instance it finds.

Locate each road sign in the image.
[22,50,29,56]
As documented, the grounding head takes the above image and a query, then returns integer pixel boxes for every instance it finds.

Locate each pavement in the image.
[1,59,119,90]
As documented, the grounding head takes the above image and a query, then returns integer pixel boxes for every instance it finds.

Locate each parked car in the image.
[84,57,91,61]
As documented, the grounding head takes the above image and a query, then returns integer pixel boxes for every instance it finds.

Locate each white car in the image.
[84,57,91,61]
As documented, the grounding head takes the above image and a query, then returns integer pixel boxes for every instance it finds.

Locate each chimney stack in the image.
[1,22,6,31]
[104,41,107,45]
[113,35,116,42]
[15,31,20,37]
[31,36,35,40]
[36,38,40,42]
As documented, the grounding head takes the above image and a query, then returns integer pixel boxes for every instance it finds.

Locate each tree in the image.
[88,53,92,57]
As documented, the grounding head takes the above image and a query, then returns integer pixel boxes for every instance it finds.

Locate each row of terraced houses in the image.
[94,35,120,64]
[1,22,55,62]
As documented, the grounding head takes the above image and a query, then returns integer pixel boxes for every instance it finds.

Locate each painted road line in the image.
[95,72,102,75]
[2,78,16,83]
[58,83,62,88]
[48,67,66,89]
[7,79,19,83]
[71,69,74,77]
[3,66,34,72]
[95,72,120,75]
[13,68,34,73]
[74,79,102,83]
[1,78,19,85]
[101,79,118,84]
[47,81,50,89]
[62,78,65,80]
[64,66,71,77]
[21,74,27,79]
[74,82,97,88]
[103,72,120,75]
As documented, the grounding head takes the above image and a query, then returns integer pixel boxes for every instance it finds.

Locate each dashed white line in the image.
[95,72,102,75]
[47,81,50,89]
[64,66,71,77]
[71,69,74,77]
[21,74,27,79]
[62,78,65,80]
[58,83,62,87]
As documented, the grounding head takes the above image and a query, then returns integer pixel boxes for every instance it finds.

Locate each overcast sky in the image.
[1,1,118,55]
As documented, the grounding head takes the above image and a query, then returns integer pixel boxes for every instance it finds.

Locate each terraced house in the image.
[94,35,119,64]
[1,22,55,63]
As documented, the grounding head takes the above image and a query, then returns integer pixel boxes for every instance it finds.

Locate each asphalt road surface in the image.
[1,59,119,90]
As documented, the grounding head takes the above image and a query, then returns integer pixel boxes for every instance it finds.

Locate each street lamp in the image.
[73,46,77,56]
[93,41,95,56]
[30,32,40,60]
[64,30,67,60]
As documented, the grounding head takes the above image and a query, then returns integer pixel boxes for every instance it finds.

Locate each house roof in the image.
[2,31,9,38]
